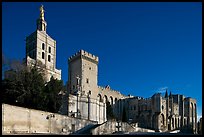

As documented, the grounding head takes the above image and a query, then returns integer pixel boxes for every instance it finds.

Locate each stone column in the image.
[98,100,100,122]
[101,102,103,123]
[104,103,106,122]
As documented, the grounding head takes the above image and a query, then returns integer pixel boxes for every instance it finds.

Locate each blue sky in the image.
[2,2,202,119]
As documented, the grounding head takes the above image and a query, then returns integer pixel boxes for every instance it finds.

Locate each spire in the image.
[37,5,47,32]
[165,89,168,98]
[169,91,172,98]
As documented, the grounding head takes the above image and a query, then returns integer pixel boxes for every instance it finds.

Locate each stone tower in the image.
[68,50,99,97]
[68,50,99,120]
[25,5,61,82]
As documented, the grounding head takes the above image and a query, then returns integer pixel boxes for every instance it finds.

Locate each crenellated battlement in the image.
[98,85,123,96]
[68,49,99,63]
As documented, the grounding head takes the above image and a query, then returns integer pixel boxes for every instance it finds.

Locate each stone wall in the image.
[2,104,97,134]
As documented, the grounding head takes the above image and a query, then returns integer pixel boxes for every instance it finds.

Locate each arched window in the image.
[104,95,108,103]
[42,52,44,59]
[48,55,51,62]
[110,96,113,105]
[49,47,51,53]
[98,94,102,102]
[42,43,45,50]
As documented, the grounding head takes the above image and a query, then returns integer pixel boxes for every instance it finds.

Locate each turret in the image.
[165,89,168,98]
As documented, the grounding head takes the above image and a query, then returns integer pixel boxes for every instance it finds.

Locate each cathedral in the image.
[25,5,197,133]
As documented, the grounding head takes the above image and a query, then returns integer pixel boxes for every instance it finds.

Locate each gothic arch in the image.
[104,95,108,103]
[115,98,118,102]
[97,94,103,122]
[98,94,102,102]
[172,117,174,129]
[110,96,113,106]
[160,113,165,128]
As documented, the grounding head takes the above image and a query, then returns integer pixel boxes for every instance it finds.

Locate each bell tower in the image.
[25,5,61,82]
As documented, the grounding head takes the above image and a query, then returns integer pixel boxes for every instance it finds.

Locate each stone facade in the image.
[125,93,197,132]
[24,5,61,82]
[67,50,128,124]
[67,49,197,133]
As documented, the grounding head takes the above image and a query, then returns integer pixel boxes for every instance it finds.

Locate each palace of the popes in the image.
[2,5,199,135]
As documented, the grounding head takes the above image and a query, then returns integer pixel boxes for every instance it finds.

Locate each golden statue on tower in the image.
[40,5,44,20]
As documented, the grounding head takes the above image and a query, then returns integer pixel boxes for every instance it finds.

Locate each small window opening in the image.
[42,52,44,59]
[48,55,51,62]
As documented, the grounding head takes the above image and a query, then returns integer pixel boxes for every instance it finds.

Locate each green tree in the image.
[2,60,46,109]
[2,59,27,105]
[42,76,64,113]
[2,58,65,113]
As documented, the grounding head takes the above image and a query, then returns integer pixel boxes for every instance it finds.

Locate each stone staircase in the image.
[91,120,136,135]
[70,122,106,135]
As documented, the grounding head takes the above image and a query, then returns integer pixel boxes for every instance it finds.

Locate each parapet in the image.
[68,49,99,63]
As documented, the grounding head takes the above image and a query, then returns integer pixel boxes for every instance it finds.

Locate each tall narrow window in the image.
[49,47,51,53]
[86,78,89,84]
[48,55,51,62]
[42,52,44,59]
[42,43,45,50]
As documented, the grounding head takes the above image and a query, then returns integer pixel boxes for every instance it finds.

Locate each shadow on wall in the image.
[180,124,194,134]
